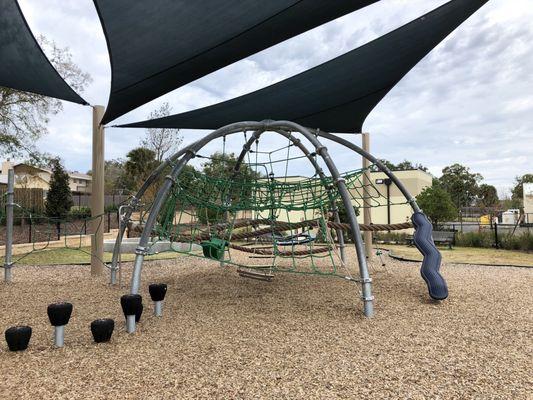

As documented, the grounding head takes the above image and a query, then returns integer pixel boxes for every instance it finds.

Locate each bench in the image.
[407,230,456,249]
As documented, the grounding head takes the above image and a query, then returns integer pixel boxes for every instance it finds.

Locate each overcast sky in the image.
[17,0,533,197]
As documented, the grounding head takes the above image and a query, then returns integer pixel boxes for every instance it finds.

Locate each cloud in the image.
[16,0,532,197]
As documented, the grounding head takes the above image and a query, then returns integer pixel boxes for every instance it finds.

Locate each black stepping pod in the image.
[120,294,143,319]
[90,319,115,343]
[148,283,167,302]
[47,302,73,326]
[5,326,32,351]
[135,303,143,323]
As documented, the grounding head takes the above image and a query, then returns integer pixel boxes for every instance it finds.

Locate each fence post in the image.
[28,217,32,243]
[4,169,14,283]
[107,212,111,233]
[494,222,499,249]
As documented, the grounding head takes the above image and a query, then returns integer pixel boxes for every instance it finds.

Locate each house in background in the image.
[0,160,92,194]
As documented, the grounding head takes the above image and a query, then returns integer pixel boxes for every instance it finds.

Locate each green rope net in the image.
[149,152,409,279]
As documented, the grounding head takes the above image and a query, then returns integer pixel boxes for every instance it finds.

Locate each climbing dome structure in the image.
[111,121,448,317]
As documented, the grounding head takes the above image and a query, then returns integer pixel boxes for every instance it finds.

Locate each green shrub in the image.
[500,232,533,252]
[374,231,410,244]
[455,231,493,248]
[456,231,533,251]
[105,204,119,213]
[69,207,92,220]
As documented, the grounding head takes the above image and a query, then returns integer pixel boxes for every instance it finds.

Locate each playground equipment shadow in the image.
[0,251,531,399]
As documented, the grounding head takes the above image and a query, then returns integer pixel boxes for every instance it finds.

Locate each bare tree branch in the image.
[141,102,183,162]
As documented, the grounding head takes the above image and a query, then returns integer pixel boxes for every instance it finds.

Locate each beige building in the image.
[0,160,92,194]
[362,169,432,225]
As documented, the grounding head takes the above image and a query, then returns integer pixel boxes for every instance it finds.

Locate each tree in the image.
[45,158,73,220]
[103,159,128,194]
[371,159,396,172]
[477,184,499,208]
[201,151,261,181]
[416,186,457,227]
[511,174,533,203]
[370,159,428,172]
[200,152,262,213]
[141,103,183,162]
[121,148,159,191]
[334,202,360,222]
[438,163,482,209]
[395,160,428,172]
[0,35,91,162]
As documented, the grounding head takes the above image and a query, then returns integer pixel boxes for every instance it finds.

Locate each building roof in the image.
[8,162,91,181]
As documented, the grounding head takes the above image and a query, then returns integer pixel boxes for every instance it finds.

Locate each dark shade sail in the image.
[122,0,488,133]
[0,0,88,105]
[95,0,378,124]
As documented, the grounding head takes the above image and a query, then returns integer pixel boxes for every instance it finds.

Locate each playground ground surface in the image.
[0,250,531,399]
[381,245,532,267]
[9,246,181,265]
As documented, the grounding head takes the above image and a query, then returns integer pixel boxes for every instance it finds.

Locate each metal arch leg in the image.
[128,121,273,294]
[311,128,448,302]
[271,121,374,317]
[272,129,347,263]
[110,143,201,283]
[129,153,194,294]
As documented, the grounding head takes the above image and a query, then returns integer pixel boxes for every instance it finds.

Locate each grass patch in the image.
[13,246,182,266]
[381,245,532,267]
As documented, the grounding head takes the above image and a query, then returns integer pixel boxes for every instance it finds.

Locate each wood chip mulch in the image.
[0,250,531,399]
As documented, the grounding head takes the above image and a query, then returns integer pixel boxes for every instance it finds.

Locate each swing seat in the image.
[237,266,274,281]
[275,232,316,246]
[200,238,228,261]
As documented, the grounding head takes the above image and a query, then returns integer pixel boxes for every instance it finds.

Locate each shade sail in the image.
[122,0,488,133]
[0,0,87,105]
[95,0,378,124]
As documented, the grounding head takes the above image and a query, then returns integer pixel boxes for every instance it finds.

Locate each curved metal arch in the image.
[126,120,374,317]
[110,123,268,281]
[312,129,421,212]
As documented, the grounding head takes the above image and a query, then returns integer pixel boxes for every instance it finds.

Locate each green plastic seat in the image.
[200,238,228,261]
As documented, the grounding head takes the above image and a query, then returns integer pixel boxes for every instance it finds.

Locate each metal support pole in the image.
[154,301,163,317]
[385,178,392,225]
[4,169,14,283]
[362,133,373,260]
[494,222,499,249]
[54,325,65,347]
[126,315,136,333]
[28,217,32,243]
[110,205,128,285]
[91,105,105,276]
